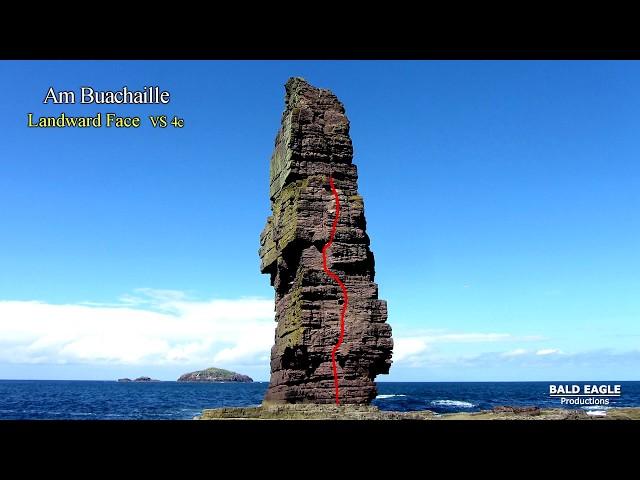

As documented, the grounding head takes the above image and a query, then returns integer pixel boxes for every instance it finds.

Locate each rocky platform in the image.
[196,405,640,420]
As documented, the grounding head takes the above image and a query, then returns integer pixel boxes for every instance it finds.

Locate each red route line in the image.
[322,175,348,405]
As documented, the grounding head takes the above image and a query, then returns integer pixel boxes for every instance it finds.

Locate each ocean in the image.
[0,380,638,420]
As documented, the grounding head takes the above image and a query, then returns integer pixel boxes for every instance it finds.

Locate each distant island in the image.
[117,377,161,383]
[177,367,253,383]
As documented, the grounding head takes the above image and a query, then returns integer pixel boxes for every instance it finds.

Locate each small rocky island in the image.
[177,367,253,383]
[117,377,160,382]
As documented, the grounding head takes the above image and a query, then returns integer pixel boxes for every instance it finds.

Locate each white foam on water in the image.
[376,394,407,399]
[585,410,608,416]
[430,399,476,408]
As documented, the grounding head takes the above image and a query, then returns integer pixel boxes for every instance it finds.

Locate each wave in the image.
[431,399,476,408]
[376,394,407,399]
[585,410,608,416]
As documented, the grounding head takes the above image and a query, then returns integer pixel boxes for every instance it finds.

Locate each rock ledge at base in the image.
[198,404,433,420]
[196,405,640,420]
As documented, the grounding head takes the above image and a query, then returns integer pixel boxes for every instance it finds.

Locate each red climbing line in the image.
[322,175,348,405]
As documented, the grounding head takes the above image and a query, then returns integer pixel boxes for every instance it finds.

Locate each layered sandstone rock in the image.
[259,77,393,404]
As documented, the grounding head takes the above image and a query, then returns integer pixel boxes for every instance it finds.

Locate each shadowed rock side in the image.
[259,77,393,404]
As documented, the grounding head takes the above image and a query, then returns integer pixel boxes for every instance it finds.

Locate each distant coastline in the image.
[177,367,253,383]
[117,377,160,383]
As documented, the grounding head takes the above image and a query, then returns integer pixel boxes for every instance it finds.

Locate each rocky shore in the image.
[196,404,640,420]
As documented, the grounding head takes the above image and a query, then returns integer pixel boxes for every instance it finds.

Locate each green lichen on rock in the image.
[261,178,313,272]
[349,194,363,208]
[273,179,304,249]
[274,269,304,352]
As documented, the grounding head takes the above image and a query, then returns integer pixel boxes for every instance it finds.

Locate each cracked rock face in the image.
[259,77,393,404]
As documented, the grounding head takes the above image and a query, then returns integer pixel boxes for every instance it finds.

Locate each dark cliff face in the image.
[259,78,393,405]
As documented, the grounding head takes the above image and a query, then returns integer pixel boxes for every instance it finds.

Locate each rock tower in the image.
[259,78,393,404]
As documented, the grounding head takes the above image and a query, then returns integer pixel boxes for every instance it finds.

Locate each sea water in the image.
[0,380,638,420]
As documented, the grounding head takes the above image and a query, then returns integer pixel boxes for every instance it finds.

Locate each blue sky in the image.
[0,60,638,381]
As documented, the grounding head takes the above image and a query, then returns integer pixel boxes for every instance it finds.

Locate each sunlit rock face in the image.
[259,78,393,404]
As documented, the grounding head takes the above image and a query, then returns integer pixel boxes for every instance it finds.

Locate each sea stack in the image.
[259,77,393,404]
